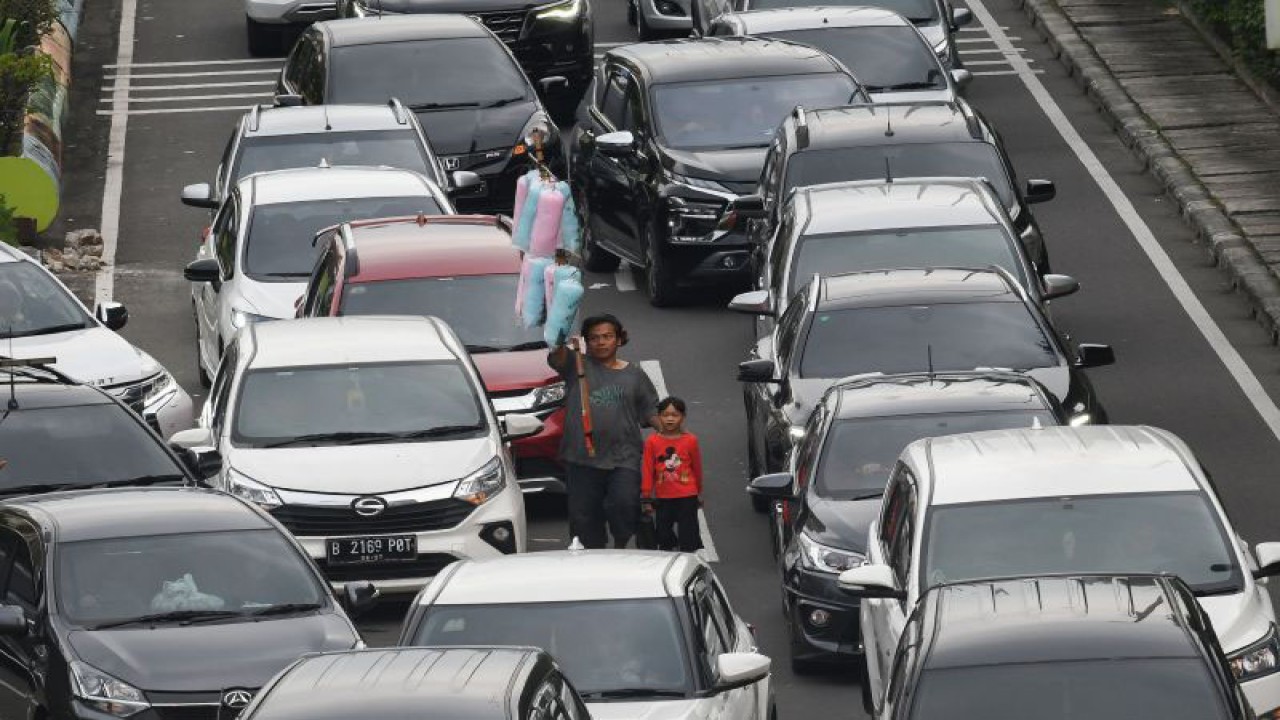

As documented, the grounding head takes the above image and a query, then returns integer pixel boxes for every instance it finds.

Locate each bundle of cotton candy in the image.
[519,255,553,328]
[543,262,581,311]
[511,170,543,253]
[557,181,581,255]
[544,272,585,348]
[528,182,567,258]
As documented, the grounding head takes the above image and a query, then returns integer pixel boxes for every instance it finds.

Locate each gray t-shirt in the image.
[551,353,659,470]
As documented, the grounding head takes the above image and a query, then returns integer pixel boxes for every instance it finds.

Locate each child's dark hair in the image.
[656,396,687,415]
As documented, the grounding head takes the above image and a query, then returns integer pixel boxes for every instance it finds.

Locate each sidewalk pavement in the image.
[1020,0,1280,341]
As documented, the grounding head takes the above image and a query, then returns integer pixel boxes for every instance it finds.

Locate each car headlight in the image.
[70,661,150,717]
[453,457,506,506]
[533,0,584,22]
[788,425,806,442]
[231,307,272,329]
[796,532,865,574]
[1229,626,1280,682]
[533,381,566,410]
[141,371,176,403]
[223,468,283,510]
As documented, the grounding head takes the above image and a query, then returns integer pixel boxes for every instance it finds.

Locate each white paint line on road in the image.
[971,69,1044,76]
[957,35,1020,43]
[104,68,280,79]
[696,509,720,562]
[961,47,1027,55]
[105,57,283,68]
[640,360,669,397]
[101,92,271,104]
[614,266,636,292]
[96,106,256,116]
[595,41,628,47]
[968,0,1280,442]
[964,58,1036,66]
[960,24,1007,31]
[96,0,139,303]
[107,80,277,91]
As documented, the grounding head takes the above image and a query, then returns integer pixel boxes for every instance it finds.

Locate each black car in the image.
[0,487,374,720]
[0,360,216,497]
[729,102,1057,273]
[239,647,590,720]
[854,574,1255,719]
[731,267,1113,483]
[746,370,1069,671]
[277,15,565,213]
[336,0,593,116]
[573,37,867,305]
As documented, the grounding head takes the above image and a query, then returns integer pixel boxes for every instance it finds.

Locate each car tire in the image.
[246,17,278,57]
[644,223,680,307]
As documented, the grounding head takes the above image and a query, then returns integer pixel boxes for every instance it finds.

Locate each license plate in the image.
[326,535,417,565]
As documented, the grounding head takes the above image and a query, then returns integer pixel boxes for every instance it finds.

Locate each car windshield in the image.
[800,302,1058,378]
[340,275,545,352]
[749,0,938,22]
[329,39,530,108]
[790,227,1025,294]
[0,404,184,493]
[652,74,859,151]
[0,261,91,339]
[232,361,485,447]
[57,529,326,627]
[414,599,692,697]
[766,27,944,92]
[244,197,442,279]
[910,659,1230,720]
[785,143,1016,207]
[817,410,1056,498]
[923,492,1243,595]
[234,131,433,185]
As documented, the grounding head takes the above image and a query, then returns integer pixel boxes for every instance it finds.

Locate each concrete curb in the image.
[1017,0,1280,344]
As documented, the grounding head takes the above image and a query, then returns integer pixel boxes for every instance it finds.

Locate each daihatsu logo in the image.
[352,496,388,517]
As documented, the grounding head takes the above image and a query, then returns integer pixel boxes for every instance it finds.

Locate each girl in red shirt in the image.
[642,397,703,552]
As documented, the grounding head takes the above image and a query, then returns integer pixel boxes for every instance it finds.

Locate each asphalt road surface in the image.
[62,0,1280,715]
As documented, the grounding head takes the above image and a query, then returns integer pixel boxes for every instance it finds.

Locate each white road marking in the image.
[963,58,1036,66]
[640,360,669,397]
[101,92,271,104]
[614,266,636,292]
[595,41,628,47]
[968,0,1280,441]
[96,0,139,303]
[961,47,1028,55]
[104,68,280,79]
[115,80,277,91]
[971,69,1044,76]
[957,35,1019,43]
[960,24,1007,31]
[96,106,256,116]
[105,58,283,68]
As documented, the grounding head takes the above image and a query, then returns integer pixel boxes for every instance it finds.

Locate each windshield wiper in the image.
[846,490,886,501]
[718,142,769,150]
[579,689,687,700]
[247,602,323,617]
[259,431,394,448]
[260,272,311,278]
[466,344,502,354]
[346,425,484,444]
[866,82,942,91]
[93,609,243,630]
[0,483,82,497]
[505,341,548,351]
[0,475,188,497]
[409,101,480,111]
[482,96,526,108]
[7,322,87,338]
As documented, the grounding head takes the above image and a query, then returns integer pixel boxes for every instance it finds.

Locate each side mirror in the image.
[728,290,773,316]
[342,581,379,616]
[748,472,795,500]
[1025,179,1056,204]
[169,427,215,449]
[596,130,636,158]
[94,301,129,331]
[837,564,905,600]
[180,183,217,209]
[950,68,973,89]
[737,358,780,384]
[1255,542,1280,579]
[1075,343,1115,368]
[274,93,304,107]
[1041,273,1079,300]
[538,75,570,93]
[502,413,544,441]
[714,652,771,691]
[182,446,222,481]
[951,7,973,28]
[0,605,26,636]
[184,258,221,283]
[450,170,483,196]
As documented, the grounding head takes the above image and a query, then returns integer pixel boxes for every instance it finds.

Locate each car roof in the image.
[831,372,1057,420]
[728,6,914,32]
[343,215,515,281]
[429,550,702,605]
[318,14,488,47]
[608,36,846,84]
[244,316,461,368]
[254,647,536,720]
[247,104,412,137]
[911,425,1203,505]
[0,378,113,410]
[243,166,435,205]
[797,178,1004,235]
[794,102,986,150]
[815,268,1018,311]
[919,575,1203,669]
[7,488,271,542]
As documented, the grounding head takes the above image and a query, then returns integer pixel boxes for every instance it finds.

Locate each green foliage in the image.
[0,194,17,247]
[1186,0,1280,88]
[0,16,53,155]
[0,0,57,50]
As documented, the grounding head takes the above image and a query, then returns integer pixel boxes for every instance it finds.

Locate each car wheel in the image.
[580,203,621,272]
[193,309,212,389]
[644,223,680,307]
[246,17,278,57]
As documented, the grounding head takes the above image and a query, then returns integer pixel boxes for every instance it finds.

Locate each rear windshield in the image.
[786,143,1015,207]
[234,131,433,184]
[749,0,938,22]
[765,27,944,92]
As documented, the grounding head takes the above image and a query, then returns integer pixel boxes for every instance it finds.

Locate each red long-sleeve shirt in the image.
[642,432,703,499]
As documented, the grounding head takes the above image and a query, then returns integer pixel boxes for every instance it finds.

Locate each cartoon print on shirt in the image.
[658,446,690,486]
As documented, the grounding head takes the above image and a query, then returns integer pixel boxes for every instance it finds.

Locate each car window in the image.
[302,243,338,316]
[768,209,796,296]
[707,576,739,647]
[0,260,92,339]
[888,475,916,591]
[600,71,630,130]
[209,340,239,435]
[690,581,727,658]
[4,533,37,612]
[214,193,240,276]
[774,287,806,371]
[879,465,908,546]
[793,404,825,490]
[233,131,434,185]
[285,33,317,95]
[766,27,946,93]
[0,533,15,597]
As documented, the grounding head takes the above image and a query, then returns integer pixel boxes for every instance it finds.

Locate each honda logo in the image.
[352,496,388,517]
[443,156,460,170]
[222,689,253,710]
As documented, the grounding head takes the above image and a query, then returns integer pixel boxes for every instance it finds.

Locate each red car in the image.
[298,215,567,493]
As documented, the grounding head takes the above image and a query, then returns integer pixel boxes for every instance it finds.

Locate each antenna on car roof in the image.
[884,156,892,184]
[1,347,57,411]
[926,344,935,382]
[323,104,332,131]
[884,106,894,138]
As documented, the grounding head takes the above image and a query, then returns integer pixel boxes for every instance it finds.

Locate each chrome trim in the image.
[274,480,458,508]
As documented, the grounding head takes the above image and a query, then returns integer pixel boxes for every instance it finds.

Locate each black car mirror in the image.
[1041,273,1079,300]
[183,446,223,481]
[94,301,129,331]
[538,75,570,93]
[748,472,795,499]
[342,581,379,616]
[274,93,304,107]
[728,194,765,220]
[0,605,26,636]
[184,258,221,284]
[1026,179,1056,204]
[596,130,636,158]
[180,183,217,209]
[738,358,780,383]
[951,7,973,28]
[1075,343,1115,368]
[728,290,773,316]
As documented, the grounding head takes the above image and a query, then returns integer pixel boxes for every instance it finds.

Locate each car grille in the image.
[270,499,476,536]
[317,553,458,581]
[473,9,528,43]
[153,706,220,720]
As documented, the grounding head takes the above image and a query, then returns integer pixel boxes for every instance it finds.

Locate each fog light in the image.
[808,609,831,628]
[492,526,511,543]
[720,255,741,269]
[480,521,518,554]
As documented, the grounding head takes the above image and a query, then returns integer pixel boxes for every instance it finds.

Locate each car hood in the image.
[412,103,537,156]
[235,278,307,320]
[1199,588,1275,656]
[473,350,558,393]
[66,613,357,692]
[377,0,560,11]
[869,88,956,104]
[659,146,767,187]
[804,495,883,556]
[10,326,152,387]
[586,699,705,720]
[228,437,496,494]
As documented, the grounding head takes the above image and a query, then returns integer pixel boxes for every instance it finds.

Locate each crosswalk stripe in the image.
[101,92,271,104]
[105,58,284,68]
[104,68,280,80]
[110,80,277,91]
[96,105,254,116]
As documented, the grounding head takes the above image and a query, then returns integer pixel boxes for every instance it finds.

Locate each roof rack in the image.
[1,355,69,410]
[388,97,409,125]
[340,223,360,277]
[954,100,984,140]
[793,105,809,150]
[247,104,265,132]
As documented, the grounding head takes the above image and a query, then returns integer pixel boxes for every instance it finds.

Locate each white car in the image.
[183,164,453,387]
[245,0,336,56]
[0,243,192,437]
[840,425,1280,718]
[397,550,775,720]
[169,315,540,594]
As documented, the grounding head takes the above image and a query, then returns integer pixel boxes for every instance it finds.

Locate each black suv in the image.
[746,371,1067,671]
[852,574,1256,719]
[573,37,866,305]
[0,359,216,496]
[336,0,593,115]
[277,15,565,213]
[731,267,1112,482]
[731,102,1057,273]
